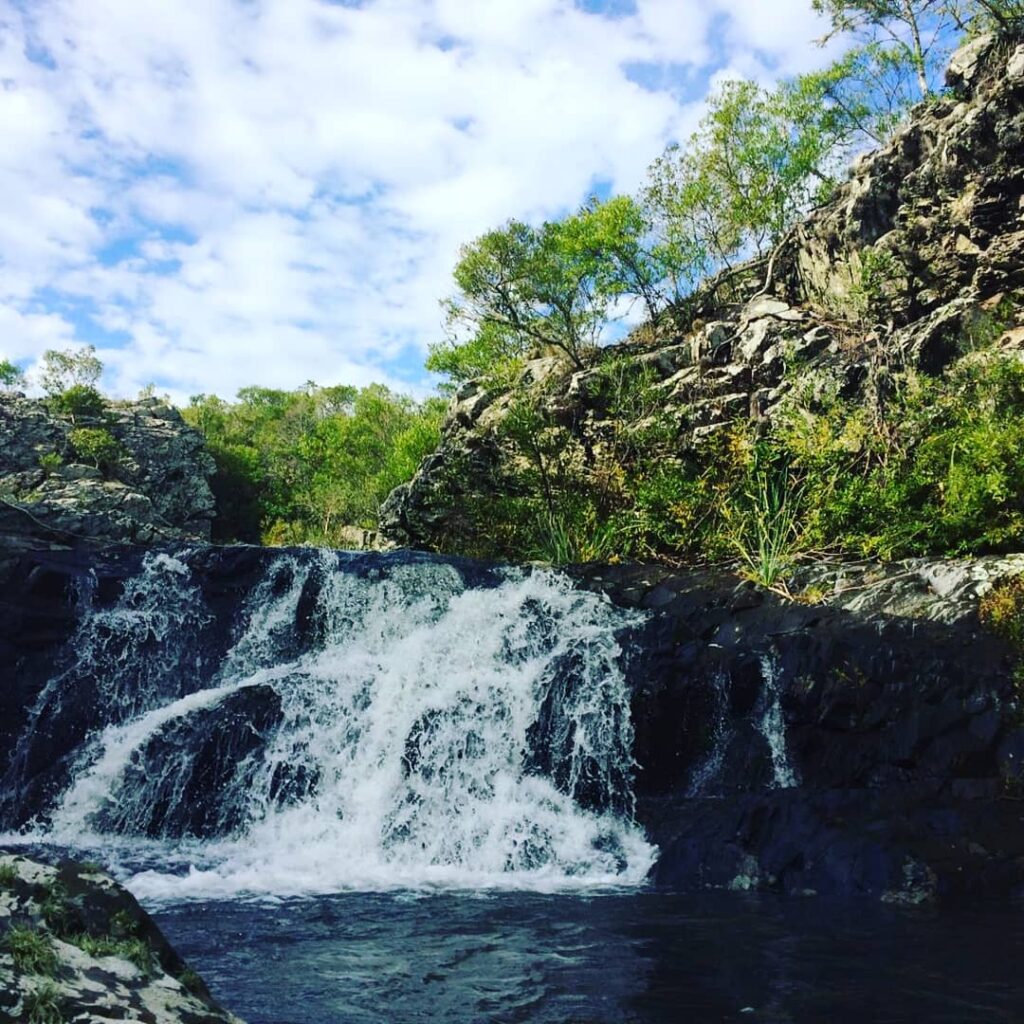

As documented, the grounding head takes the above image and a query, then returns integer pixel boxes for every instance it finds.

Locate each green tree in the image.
[68,427,121,470]
[812,1,961,98]
[432,215,621,384]
[184,383,443,545]
[38,345,103,396]
[557,195,666,326]
[0,358,25,389]
[969,0,1024,27]
[645,75,847,279]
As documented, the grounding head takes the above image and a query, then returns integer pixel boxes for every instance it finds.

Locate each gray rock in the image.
[0,853,243,1023]
[946,33,995,89]
[0,395,216,555]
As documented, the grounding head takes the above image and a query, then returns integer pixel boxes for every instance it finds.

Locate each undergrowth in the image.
[435,331,1024,585]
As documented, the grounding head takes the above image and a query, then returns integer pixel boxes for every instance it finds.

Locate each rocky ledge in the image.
[0,395,215,562]
[0,852,240,1024]
[572,552,1024,902]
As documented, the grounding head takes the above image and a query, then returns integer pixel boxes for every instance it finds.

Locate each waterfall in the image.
[686,671,733,798]
[14,550,657,899]
[757,653,798,790]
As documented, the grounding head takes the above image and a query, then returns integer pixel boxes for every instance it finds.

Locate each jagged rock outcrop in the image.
[381,32,1024,551]
[0,853,242,1023]
[0,394,216,558]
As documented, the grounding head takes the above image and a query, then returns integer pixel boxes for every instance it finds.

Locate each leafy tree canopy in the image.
[38,345,103,397]
[183,382,445,545]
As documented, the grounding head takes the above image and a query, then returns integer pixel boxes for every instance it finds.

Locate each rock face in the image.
[571,555,1024,901]
[0,394,216,558]
[0,852,241,1023]
[380,32,1024,551]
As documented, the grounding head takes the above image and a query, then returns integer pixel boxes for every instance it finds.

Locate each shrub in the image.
[23,979,64,1024]
[48,384,105,420]
[38,453,63,477]
[979,574,1024,648]
[38,882,76,938]
[0,861,19,887]
[67,427,120,470]
[69,934,152,974]
[723,457,803,589]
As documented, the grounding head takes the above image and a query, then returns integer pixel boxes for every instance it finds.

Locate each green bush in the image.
[979,574,1024,648]
[38,453,63,477]
[49,385,105,420]
[184,383,443,545]
[0,358,25,389]
[69,933,152,974]
[67,427,120,470]
[23,979,64,1024]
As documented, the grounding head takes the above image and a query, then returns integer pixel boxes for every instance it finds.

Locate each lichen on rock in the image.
[0,852,242,1023]
[0,395,216,559]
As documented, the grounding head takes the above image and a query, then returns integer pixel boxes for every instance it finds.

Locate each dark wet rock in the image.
[569,555,1024,902]
[0,852,242,1022]
[95,685,284,839]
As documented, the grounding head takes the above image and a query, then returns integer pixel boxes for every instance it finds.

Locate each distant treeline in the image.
[182,385,445,545]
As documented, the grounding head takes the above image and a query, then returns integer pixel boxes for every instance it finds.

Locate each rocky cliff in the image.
[380,32,1024,553]
[0,394,216,559]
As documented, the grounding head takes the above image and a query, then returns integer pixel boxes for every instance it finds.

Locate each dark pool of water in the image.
[153,890,1024,1024]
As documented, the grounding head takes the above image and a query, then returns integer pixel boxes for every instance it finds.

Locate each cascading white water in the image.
[757,652,798,790]
[686,671,733,798]
[34,552,657,899]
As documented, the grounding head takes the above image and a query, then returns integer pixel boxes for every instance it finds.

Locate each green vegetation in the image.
[0,358,25,389]
[38,346,102,397]
[23,980,64,1024]
[177,967,205,997]
[437,325,1024,576]
[69,933,153,974]
[38,453,64,477]
[67,428,120,470]
[979,573,1024,647]
[4,926,58,976]
[183,383,445,544]
[0,861,19,887]
[37,881,76,938]
[48,384,106,421]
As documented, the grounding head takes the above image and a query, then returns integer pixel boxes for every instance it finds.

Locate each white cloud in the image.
[0,0,828,399]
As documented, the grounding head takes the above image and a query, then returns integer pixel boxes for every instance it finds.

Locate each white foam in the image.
[29,555,658,900]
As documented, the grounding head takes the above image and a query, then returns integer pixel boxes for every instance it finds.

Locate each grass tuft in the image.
[23,979,64,1024]
[4,926,58,976]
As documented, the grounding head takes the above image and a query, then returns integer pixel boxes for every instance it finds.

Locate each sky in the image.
[0,0,832,401]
